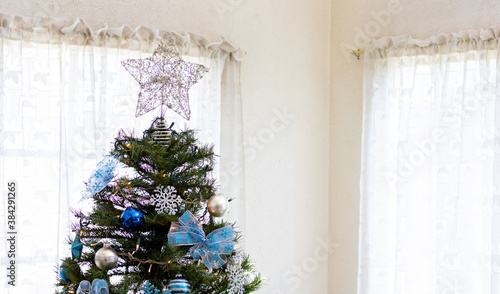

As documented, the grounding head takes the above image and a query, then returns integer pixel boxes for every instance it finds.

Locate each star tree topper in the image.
[121,33,210,120]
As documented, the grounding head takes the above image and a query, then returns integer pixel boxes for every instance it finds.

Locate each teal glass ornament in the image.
[59,265,71,283]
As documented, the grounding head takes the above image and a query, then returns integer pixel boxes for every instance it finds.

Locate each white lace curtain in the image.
[0,14,245,293]
[359,26,500,294]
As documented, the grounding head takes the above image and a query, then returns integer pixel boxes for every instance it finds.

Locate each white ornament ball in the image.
[95,246,118,270]
[207,195,229,217]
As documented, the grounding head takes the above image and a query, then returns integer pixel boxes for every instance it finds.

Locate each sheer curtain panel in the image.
[359,27,500,294]
[0,14,245,293]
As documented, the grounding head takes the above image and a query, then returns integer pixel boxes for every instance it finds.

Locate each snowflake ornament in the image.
[140,281,171,294]
[225,265,247,294]
[150,185,183,214]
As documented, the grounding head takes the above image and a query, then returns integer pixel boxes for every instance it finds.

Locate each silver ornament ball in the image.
[95,246,118,270]
[207,195,229,217]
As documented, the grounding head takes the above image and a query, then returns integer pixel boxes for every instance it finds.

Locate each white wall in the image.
[329,0,500,293]
[0,0,331,293]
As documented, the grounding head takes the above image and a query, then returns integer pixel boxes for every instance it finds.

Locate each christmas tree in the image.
[56,33,262,294]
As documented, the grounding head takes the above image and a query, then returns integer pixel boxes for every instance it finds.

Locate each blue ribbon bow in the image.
[81,156,118,201]
[168,210,236,270]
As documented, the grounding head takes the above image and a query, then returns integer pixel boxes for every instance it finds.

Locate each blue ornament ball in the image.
[121,207,144,229]
[168,274,191,293]
[59,265,71,283]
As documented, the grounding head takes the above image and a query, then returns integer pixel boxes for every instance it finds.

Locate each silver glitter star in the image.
[121,33,210,120]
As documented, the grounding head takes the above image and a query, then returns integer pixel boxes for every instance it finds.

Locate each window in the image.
[0,15,244,293]
[359,32,500,294]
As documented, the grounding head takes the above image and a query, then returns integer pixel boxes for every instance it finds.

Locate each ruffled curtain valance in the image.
[365,24,500,57]
[0,13,245,60]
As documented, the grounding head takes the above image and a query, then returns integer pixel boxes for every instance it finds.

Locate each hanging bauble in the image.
[59,260,81,283]
[167,274,191,294]
[91,279,109,294]
[59,265,71,283]
[76,280,91,294]
[121,207,145,229]
[95,245,118,271]
[153,119,172,145]
[207,195,229,217]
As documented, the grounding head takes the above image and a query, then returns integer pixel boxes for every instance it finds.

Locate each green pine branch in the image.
[56,118,263,294]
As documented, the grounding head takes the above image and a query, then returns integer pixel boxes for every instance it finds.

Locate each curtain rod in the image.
[351,49,365,60]
[349,45,493,60]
